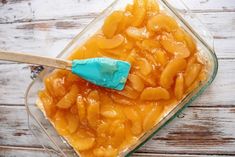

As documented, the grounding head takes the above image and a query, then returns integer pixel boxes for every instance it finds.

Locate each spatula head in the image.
[71,58,131,90]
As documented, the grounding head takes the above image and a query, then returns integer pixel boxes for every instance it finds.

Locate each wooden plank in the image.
[0,0,112,24]
[0,0,235,24]
[0,12,235,58]
[195,59,235,107]
[133,153,229,157]
[0,106,36,147]
[197,12,235,39]
[0,63,31,105]
[0,147,57,157]
[0,106,235,155]
[136,107,235,155]
[174,0,235,13]
[191,0,235,12]
[0,147,229,157]
[135,108,235,155]
[0,148,230,157]
[0,59,234,106]
[0,19,88,57]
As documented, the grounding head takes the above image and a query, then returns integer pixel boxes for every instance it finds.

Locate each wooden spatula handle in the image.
[0,50,72,70]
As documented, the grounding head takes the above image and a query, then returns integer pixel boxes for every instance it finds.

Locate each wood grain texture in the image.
[0,106,235,155]
[0,0,234,156]
[0,0,235,24]
[1,148,227,157]
[0,148,56,157]
[0,19,87,57]
[1,12,235,58]
[0,51,72,70]
[0,149,230,157]
[133,153,229,157]
[0,63,31,105]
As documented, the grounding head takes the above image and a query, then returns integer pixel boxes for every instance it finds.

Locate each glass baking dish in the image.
[24,0,218,156]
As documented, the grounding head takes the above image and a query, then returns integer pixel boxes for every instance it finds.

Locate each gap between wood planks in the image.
[0,9,235,25]
[0,0,235,24]
[0,14,97,25]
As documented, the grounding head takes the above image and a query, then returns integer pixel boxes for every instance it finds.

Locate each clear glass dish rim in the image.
[24,0,219,156]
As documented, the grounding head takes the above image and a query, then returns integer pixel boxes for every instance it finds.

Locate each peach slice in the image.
[141,39,161,52]
[116,85,139,99]
[136,71,157,86]
[105,146,118,157]
[111,122,125,147]
[102,11,124,38]
[140,87,170,101]
[54,110,69,136]
[110,93,136,106]
[143,104,164,131]
[124,107,142,135]
[126,26,150,40]
[118,11,133,33]
[128,74,145,92]
[97,34,125,49]
[132,0,146,26]
[174,28,197,53]
[147,14,178,32]
[160,34,191,58]
[52,77,66,98]
[76,95,87,125]
[126,50,138,64]
[87,90,100,129]
[72,136,95,151]
[66,113,79,134]
[160,58,187,89]
[93,146,118,157]
[93,147,106,157]
[97,121,109,136]
[154,50,169,67]
[184,30,197,53]
[145,0,160,13]
[56,84,79,109]
[38,90,56,118]
[44,74,56,97]
[174,73,184,100]
[173,28,185,42]
[185,63,202,87]
[138,58,152,76]
[101,105,118,119]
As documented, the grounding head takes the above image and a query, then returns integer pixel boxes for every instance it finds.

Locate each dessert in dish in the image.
[38,0,208,156]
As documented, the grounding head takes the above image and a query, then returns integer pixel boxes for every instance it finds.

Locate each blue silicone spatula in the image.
[0,50,131,90]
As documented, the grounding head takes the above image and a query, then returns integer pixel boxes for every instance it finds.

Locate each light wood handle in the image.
[0,50,72,70]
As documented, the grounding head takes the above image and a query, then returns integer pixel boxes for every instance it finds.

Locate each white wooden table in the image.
[0,0,235,156]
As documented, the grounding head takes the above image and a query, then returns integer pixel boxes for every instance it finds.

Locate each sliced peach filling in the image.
[38,0,207,156]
